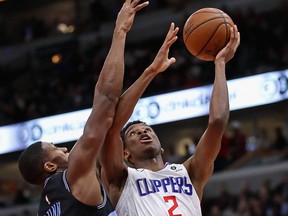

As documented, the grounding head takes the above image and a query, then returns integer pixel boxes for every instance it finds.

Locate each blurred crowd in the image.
[202,175,288,216]
[0,1,287,126]
[1,0,288,215]
[163,120,288,171]
[0,0,192,46]
[1,173,288,216]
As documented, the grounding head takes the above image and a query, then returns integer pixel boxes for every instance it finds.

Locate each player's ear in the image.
[124,150,135,166]
[161,148,164,154]
[44,162,57,173]
[124,149,130,161]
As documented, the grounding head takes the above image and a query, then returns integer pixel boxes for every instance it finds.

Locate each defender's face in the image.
[42,142,69,170]
[124,123,161,158]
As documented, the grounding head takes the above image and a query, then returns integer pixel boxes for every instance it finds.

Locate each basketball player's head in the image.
[18,141,69,185]
[120,120,148,146]
[121,120,163,165]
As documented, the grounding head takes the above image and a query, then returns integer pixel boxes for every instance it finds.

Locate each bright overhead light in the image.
[57,23,75,34]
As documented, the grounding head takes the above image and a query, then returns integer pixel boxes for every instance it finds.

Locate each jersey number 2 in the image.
[163,196,182,216]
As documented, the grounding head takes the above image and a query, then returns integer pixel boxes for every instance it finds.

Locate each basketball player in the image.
[18,0,149,215]
[100,25,240,215]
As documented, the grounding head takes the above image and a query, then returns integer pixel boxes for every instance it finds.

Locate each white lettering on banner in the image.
[130,70,288,125]
[129,89,213,125]
[0,109,91,154]
[228,70,288,110]
[0,69,287,154]
[16,120,86,144]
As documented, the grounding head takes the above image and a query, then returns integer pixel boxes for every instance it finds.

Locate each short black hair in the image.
[18,141,50,185]
[120,120,148,146]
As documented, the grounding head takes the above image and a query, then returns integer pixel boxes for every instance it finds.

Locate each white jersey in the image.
[116,163,202,216]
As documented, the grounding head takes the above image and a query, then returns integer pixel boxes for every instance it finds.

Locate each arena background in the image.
[0,0,288,215]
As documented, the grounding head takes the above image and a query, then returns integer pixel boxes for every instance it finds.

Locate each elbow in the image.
[83,116,114,141]
[95,83,121,106]
[105,92,120,106]
[208,113,229,132]
[99,91,120,108]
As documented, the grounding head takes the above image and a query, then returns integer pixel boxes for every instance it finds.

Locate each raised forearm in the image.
[209,60,229,129]
[111,22,179,127]
[95,30,127,104]
[208,25,240,128]
[113,68,157,129]
[93,0,151,105]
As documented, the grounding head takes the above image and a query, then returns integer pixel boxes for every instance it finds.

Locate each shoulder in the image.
[43,171,67,190]
[164,163,185,170]
[127,167,145,174]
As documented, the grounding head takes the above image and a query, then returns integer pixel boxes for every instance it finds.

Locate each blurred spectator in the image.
[89,0,109,30]
[237,195,250,216]
[209,205,222,216]
[229,121,247,162]
[271,174,288,215]
[164,144,182,164]
[272,126,288,151]
[215,131,231,172]
[274,174,288,203]
[256,179,274,215]
[182,65,201,89]
[239,180,254,200]
[256,128,271,151]
[181,143,196,161]
[13,188,30,205]
[216,185,235,215]
[22,209,32,216]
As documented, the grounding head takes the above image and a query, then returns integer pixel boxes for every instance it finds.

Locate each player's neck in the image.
[135,157,164,171]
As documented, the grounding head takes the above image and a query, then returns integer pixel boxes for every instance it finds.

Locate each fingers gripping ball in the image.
[183,8,234,61]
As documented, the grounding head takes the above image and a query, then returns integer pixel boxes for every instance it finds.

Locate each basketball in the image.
[183,8,234,61]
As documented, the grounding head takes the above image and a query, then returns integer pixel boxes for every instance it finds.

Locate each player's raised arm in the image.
[19,1,151,215]
[66,0,149,204]
[184,25,240,200]
[100,22,178,203]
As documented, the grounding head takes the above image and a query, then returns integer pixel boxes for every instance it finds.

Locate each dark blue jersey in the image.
[38,170,116,216]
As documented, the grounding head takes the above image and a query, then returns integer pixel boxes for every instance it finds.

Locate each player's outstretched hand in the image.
[116,0,149,33]
[148,22,179,74]
[215,24,240,64]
